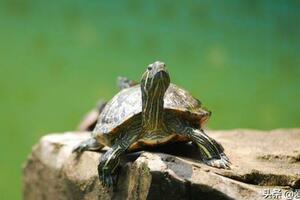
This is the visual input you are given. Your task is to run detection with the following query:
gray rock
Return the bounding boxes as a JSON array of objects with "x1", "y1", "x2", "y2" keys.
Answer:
[{"x1": 23, "y1": 129, "x2": 300, "y2": 200}]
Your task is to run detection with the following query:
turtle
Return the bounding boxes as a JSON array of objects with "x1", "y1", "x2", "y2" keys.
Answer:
[{"x1": 73, "y1": 61, "x2": 230, "y2": 187}]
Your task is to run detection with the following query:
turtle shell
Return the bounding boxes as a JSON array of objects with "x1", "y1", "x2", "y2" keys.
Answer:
[{"x1": 94, "y1": 83, "x2": 210, "y2": 136}]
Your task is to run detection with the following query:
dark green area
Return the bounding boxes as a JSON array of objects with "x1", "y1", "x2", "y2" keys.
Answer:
[{"x1": 0, "y1": 0, "x2": 299, "y2": 199}]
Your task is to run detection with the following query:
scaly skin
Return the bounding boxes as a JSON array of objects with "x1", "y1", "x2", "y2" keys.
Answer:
[{"x1": 73, "y1": 61, "x2": 230, "y2": 188}]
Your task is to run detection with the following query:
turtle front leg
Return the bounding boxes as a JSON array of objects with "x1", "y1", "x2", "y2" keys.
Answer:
[
  {"x1": 167, "y1": 120, "x2": 230, "y2": 169},
  {"x1": 72, "y1": 137, "x2": 104, "y2": 153},
  {"x1": 98, "y1": 133, "x2": 137, "y2": 187},
  {"x1": 186, "y1": 129, "x2": 230, "y2": 169}
]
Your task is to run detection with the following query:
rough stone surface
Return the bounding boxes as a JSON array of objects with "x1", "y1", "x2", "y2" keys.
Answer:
[{"x1": 23, "y1": 129, "x2": 300, "y2": 200}]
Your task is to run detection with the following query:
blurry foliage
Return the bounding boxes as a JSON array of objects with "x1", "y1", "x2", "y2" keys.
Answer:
[{"x1": 0, "y1": 0, "x2": 299, "y2": 199}]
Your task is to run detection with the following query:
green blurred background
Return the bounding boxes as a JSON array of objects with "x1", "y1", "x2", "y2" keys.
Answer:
[{"x1": 0, "y1": 0, "x2": 300, "y2": 199}]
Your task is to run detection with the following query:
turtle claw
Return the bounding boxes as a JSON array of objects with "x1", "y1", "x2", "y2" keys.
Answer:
[
  {"x1": 101, "y1": 175, "x2": 113, "y2": 188},
  {"x1": 220, "y1": 153, "x2": 231, "y2": 164},
  {"x1": 204, "y1": 154, "x2": 231, "y2": 169}
]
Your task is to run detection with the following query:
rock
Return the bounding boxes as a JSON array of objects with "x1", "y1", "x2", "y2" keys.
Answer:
[{"x1": 23, "y1": 129, "x2": 300, "y2": 200}]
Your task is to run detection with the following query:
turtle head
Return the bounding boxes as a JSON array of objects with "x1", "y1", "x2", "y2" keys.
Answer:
[
  {"x1": 141, "y1": 61, "x2": 170, "y2": 128},
  {"x1": 141, "y1": 61, "x2": 170, "y2": 96}
]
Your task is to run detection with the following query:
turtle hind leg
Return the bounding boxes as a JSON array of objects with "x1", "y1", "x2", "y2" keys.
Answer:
[{"x1": 72, "y1": 137, "x2": 104, "y2": 154}]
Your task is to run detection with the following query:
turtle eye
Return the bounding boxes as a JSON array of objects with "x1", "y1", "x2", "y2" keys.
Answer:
[{"x1": 147, "y1": 66, "x2": 152, "y2": 71}]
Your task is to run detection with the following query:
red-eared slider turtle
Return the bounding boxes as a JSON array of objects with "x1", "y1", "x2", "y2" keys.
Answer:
[{"x1": 73, "y1": 61, "x2": 230, "y2": 187}]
